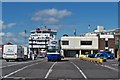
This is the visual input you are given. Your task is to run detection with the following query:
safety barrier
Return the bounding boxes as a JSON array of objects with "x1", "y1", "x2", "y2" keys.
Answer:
[{"x1": 80, "y1": 56, "x2": 103, "y2": 64}]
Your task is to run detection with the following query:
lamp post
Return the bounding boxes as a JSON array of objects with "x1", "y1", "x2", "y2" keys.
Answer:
[
  {"x1": 118, "y1": 40, "x2": 120, "y2": 49},
  {"x1": 24, "y1": 30, "x2": 27, "y2": 46}
]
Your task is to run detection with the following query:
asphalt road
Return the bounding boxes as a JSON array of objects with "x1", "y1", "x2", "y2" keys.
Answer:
[{"x1": 0, "y1": 58, "x2": 119, "y2": 80}]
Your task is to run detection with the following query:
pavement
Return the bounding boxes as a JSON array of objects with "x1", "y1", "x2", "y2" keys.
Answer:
[{"x1": 0, "y1": 58, "x2": 119, "y2": 80}]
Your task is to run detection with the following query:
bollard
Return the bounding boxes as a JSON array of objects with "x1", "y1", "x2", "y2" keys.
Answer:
[
  {"x1": 79, "y1": 57, "x2": 103, "y2": 65},
  {"x1": 99, "y1": 59, "x2": 103, "y2": 64}
]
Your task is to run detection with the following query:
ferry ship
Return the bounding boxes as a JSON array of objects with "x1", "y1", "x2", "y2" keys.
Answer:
[{"x1": 29, "y1": 27, "x2": 57, "y2": 57}]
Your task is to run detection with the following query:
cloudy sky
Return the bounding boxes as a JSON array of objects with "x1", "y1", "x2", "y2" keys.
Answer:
[{"x1": 1, "y1": 2, "x2": 118, "y2": 45}]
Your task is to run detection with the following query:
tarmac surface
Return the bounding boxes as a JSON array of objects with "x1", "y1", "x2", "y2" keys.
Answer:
[{"x1": 0, "y1": 58, "x2": 119, "y2": 80}]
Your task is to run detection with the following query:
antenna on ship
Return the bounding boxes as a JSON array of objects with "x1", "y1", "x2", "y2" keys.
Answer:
[{"x1": 45, "y1": 26, "x2": 47, "y2": 29}]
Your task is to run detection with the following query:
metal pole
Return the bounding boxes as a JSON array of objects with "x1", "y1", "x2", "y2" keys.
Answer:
[
  {"x1": 118, "y1": 40, "x2": 120, "y2": 49},
  {"x1": 24, "y1": 30, "x2": 27, "y2": 46}
]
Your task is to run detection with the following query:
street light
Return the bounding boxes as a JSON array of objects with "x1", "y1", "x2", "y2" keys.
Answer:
[{"x1": 24, "y1": 30, "x2": 27, "y2": 46}]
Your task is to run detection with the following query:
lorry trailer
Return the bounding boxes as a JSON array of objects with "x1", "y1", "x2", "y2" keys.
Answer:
[{"x1": 3, "y1": 45, "x2": 30, "y2": 62}]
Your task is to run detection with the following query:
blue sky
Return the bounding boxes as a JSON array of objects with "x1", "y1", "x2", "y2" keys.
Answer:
[{"x1": 1, "y1": 2, "x2": 118, "y2": 45}]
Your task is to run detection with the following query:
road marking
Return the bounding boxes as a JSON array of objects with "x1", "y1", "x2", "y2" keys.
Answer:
[
  {"x1": 71, "y1": 62, "x2": 87, "y2": 79},
  {"x1": 0, "y1": 63, "x2": 24, "y2": 69},
  {"x1": 112, "y1": 64, "x2": 118, "y2": 66},
  {"x1": 0, "y1": 59, "x2": 44, "y2": 69},
  {"x1": 3, "y1": 60, "x2": 45, "y2": 78},
  {"x1": 45, "y1": 62, "x2": 57, "y2": 79},
  {"x1": 101, "y1": 65, "x2": 118, "y2": 72}
]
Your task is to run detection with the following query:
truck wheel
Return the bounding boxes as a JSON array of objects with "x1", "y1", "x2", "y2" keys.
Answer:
[
  {"x1": 112, "y1": 57, "x2": 114, "y2": 59},
  {"x1": 58, "y1": 59, "x2": 61, "y2": 61},
  {"x1": 23, "y1": 56, "x2": 28, "y2": 61},
  {"x1": 6, "y1": 59, "x2": 9, "y2": 62},
  {"x1": 18, "y1": 59, "x2": 23, "y2": 62},
  {"x1": 48, "y1": 59, "x2": 50, "y2": 62}
]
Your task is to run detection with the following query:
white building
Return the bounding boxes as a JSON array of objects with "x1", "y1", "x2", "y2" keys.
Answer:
[
  {"x1": 89, "y1": 26, "x2": 115, "y2": 53},
  {"x1": 61, "y1": 34, "x2": 99, "y2": 57},
  {"x1": 61, "y1": 26, "x2": 116, "y2": 58},
  {"x1": 29, "y1": 28, "x2": 57, "y2": 53}
]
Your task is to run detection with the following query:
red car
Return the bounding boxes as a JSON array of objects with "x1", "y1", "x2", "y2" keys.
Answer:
[{"x1": 39, "y1": 49, "x2": 47, "y2": 58}]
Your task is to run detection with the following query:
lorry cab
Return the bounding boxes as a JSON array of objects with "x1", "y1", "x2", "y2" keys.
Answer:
[
  {"x1": 3, "y1": 45, "x2": 29, "y2": 62},
  {"x1": 47, "y1": 45, "x2": 63, "y2": 61},
  {"x1": 3, "y1": 45, "x2": 18, "y2": 62}
]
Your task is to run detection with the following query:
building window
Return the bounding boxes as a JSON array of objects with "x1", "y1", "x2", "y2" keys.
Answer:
[
  {"x1": 62, "y1": 41, "x2": 69, "y2": 45},
  {"x1": 105, "y1": 41, "x2": 108, "y2": 47},
  {"x1": 81, "y1": 41, "x2": 92, "y2": 45}
]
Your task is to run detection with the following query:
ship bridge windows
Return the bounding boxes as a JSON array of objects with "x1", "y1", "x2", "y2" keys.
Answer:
[{"x1": 31, "y1": 32, "x2": 35, "y2": 34}]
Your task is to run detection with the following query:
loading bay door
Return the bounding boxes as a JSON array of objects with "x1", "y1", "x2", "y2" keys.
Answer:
[{"x1": 64, "y1": 50, "x2": 79, "y2": 57}]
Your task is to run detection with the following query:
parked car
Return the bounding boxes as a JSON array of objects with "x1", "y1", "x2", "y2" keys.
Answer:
[
  {"x1": 100, "y1": 51, "x2": 115, "y2": 59},
  {"x1": 95, "y1": 53, "x2": 107, "y2": 62},
  {"x1": 118, "y1": 58, "x2": 120, "y2": 66},
  {"x1": 87, "y1": 54, "x2": 96, "y2": 58},
  {"x1": 38, "y1": 49, "x2": 47, "y2": 58}
]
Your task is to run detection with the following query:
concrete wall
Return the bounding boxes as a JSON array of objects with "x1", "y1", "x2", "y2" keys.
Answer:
[{"x1": 61, "y1": 36, "x2": 99, "y2": 50}]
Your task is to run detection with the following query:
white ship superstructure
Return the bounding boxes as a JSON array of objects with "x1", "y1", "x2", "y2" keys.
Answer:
[{"x1": 29, "y1": 28, "x2": 57, "y2": 53}]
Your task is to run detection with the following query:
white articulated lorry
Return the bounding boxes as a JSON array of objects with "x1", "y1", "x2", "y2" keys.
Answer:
[
  {"x1": 47, "y1": 40, "x2": 64, "y2": 61},
  {"x1": 3, "y1": 45, "x2": 29, "y2": 62}
]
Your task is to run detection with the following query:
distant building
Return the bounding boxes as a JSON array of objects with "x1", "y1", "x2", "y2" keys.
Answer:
[
  {"x1": 29, "y1": 27, "x2": 57, "y2": 53},
  {"x1": 94, "y1": 26, "x2": 106, "y2": 32},
  {"x1": 0, "y1": 45, "x2": 2, "y2": 58},
  {"x1": 61, "y1": 26, "x2": 117, "y2": 58},
  {"x1": 61, "y1": 34, "x2": 99, "y2": 57},
  {"x1": 86, "y1": 26, "x2": 118, "y2": 53},
  {"x1": 115, "y1": 33, "x2": 120, "y2": 59}
]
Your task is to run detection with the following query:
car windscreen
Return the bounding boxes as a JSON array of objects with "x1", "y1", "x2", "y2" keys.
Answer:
[{"x1": 96, "y1": 54, "x2": 104, "y2": 57}]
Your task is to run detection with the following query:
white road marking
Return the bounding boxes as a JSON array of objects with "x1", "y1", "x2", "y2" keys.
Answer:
[
  {"x1": 3, "y1": 60, "x2": 45, "y2": 78},
  {"x1": 101, "y1": 65, "x2": 118, "y2": 72},
  {"x1": 71, "y1": 62, "x2": 87, "y2": 79},
  {"x1": 45, "y1": 62, "x2": 57, "y2": 79},
  {"x1": 0, "y1": 62, "x2": 27, "y2": 69},
  {"x1": 0, "y1": 59, "x2": 44, "y2": 69}
]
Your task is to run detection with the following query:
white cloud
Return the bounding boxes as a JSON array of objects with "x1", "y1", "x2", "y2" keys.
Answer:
[
  {"x1": 5, "y1": 32, "x2": 14, "y2": 37},
  {"x1": 45, "y1": 17, "x2": 59, "y2": 24},
  {"x1": 19, "y1": 31, "x2": 29, "y2": 37},
  {"x1": 2, "y1": 32, "x2": 15, "y2": 44},
  {"x1": 0, "y1": 20, "x2": 16, "y2": 31},
  {"x1": 32, "y1": 8, "x2": 72, "y2": 24},
  {"x1": 2, "y1": 32, "x2": 29, "y2": 45},
  {"x1": 19, "y1": 32, "x2": 25, "y2": 36},
  {"x1": 0, "y1": 32, "x2": 5, "y2": 37},
  {"x1": 11, "y1": 37, "x2": 17, "y2": 42},
  {"x1": 0, "y1": 20, "x2": 3, "y2": 31},
  {"x1": 2, "y1": 23, "x2": 16, "y2": 30}
]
